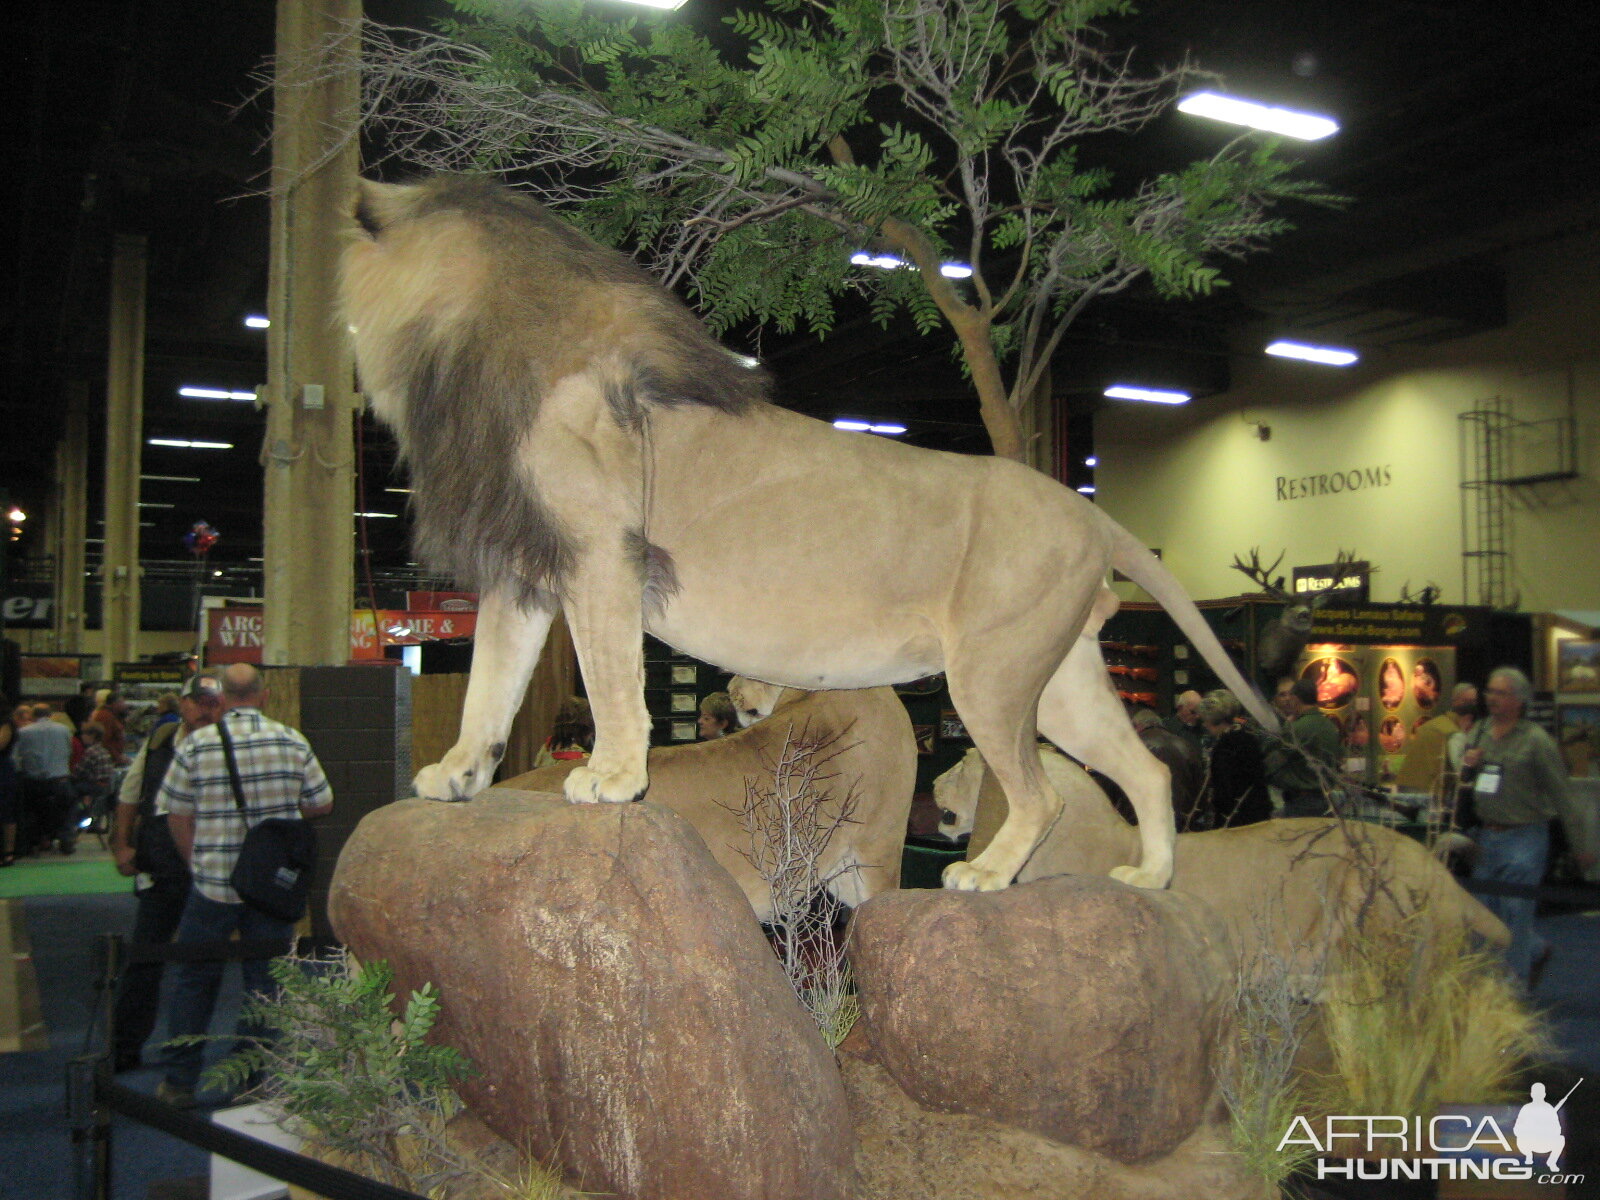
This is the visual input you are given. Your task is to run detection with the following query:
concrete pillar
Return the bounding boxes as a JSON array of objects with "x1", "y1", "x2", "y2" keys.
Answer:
[
  {"x1": 52, "y1": 381, "x2": 89, "y2": 651},
  {"x1": 261, "y1": 0, "x2": 362, "y2": 667},
  {"x1": 102, "y1": 234, "x2": 146, "y2": 669}
]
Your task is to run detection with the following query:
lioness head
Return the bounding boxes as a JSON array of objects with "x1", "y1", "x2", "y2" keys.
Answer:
[
  {"x1": 727, "y1": 676, "x2": 786, "y2": 728},
  {"x1": 931, "y1": 746, "x2": 986, "y2": 841}
]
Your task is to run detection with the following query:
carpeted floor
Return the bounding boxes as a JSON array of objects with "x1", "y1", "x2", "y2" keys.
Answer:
[{"x1": 0, "y1": 844, "x2": 135, "y2": 899}]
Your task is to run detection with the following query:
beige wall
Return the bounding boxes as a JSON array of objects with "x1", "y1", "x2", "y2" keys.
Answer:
[{"x1": 1098, "y1": 227, "x2": 1600, "y2": 613}]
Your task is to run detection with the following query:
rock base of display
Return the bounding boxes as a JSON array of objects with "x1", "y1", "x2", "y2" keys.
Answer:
[{"x1": 329, "y1": 787, "x2": 1260, "y2": 1200}]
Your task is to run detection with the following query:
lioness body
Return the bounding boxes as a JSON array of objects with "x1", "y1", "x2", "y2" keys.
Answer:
[
  {"x1": 341, "y1": 175, "x2": 1277, "y2": 893},
  {"x1": 505, "y1": 685, "x2": 916, "y2": 923},
  {"x1": 935, "y1": 747, "x2": 1510, "y2": 970}
]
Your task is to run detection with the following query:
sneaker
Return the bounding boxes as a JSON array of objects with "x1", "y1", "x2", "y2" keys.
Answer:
[{"x1": 155, "y1": 1081, "x2": 195, "y2": 1110}]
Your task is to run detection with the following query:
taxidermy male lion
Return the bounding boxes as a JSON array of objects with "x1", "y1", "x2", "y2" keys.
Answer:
[{"x1": 340, "y1": 174, "x2": 1276, "y2": 892}]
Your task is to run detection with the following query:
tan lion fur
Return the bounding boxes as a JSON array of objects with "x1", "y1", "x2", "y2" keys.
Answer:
[
  {"x1": 339, "y1": 173, "x2": 1279, "y2": 893},
  {"x1": 503, "y1": 684, "x2": 916, "y2": 923},
  {"x1": 933, "y1": 746, "x2": 1510, "y2": 972}
]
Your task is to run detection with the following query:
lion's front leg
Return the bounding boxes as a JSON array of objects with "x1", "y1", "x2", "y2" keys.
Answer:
[
  {"x1": 415, "y1": 589, "x2": 556, "y2": 802},
  {"x1": 561, "y1": 542, "x2": 653, "y2": 805}
]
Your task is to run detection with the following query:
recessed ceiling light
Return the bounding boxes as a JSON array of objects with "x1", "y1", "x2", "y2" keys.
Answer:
[
  {"x1": 1177, "y1": 91, "x2": 1338, "y2": 140},
  {"x1": 180, "y1": 386, "x2": 257, "y2": 401},
  {"x1": 244, "y1": 315, "x2": 270, "y2": 329},
  {"x1": 1104, "y1": 385, "x2": 1190, "y2": 405},
  {"x1": 147, "y1": 438, "x2": 234, "y2": 449},
  {"x1": 1265, "y1": 340, "x2": 1359, "y2": 366}
]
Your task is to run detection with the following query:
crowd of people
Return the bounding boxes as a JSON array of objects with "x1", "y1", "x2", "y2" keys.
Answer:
[
  {"x1": 0, "y1": 685, "x2": 141, "y2": 865},
  {"x1": 2, "y1": 667, "x2": 334, "y2": 1109},
  {"x1": 1140, "y1": 664, "x2": 1584, "y2": 987}
]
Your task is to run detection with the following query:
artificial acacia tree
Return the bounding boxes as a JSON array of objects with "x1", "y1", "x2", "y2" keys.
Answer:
[{"x1": 345, "y1": 0, "x2": 1323, "y2": 461}]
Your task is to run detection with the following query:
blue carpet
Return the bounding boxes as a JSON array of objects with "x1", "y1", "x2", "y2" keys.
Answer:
[{"x1": 0, "y1": 893, "x2": 244, "y2": 1200}]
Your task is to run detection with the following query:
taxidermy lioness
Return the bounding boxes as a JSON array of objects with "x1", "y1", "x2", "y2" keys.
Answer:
[{"x1": 340, "y1": 174, "x2": 1276, "y2": 892}]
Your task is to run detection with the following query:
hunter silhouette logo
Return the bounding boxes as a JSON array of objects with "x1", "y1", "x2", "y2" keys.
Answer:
[
  {"x1": 1515, "y1": 1080, "x2": 1581, "y2": 1172},
  {"x1": 1280, "y1": 1077, "x2": 1584, "y2": 1185}
]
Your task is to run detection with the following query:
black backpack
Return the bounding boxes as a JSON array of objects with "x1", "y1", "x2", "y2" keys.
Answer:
[{"x1": 132, "y1": 723, "x2": 191, "y2": 882}]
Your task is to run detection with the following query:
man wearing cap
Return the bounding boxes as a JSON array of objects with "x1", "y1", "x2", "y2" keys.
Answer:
[
  {"x1": 108, "y1": 671, "x2": 223, "y2": 1073},
  {"x1": 157, "y1": 663, "x2": 332, "y2": 1108}
]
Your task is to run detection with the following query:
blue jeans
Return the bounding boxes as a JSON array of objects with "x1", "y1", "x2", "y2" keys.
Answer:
[
  {"x1": 163, "y1": 889, "x2": 294, "y2": 1092},
  {"x1": 1472, "y1": 821, "x2": 1550, "y2": 984}
]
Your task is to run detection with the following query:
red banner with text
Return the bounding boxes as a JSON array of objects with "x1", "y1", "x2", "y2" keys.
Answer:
[{"x1": 204, "y1": 607, "x2": 478, "y2": 665}]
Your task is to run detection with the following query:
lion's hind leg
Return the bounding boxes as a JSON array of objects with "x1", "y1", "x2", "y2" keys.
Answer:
[
  {"x1": 1036, "y1": 639, "x2": 1175, "y2": 889},
  {"x1": 940, "y1": 660, "x2": 1065, "y2": 893}
]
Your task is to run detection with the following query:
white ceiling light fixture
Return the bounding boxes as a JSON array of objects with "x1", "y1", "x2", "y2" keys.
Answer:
[
  {"x1": 141, "y1": 474, "x2": 201, "y2": 483},
  {"x1": 137, "y1": 502, "x2": 175, "y2": 509},
  {"x1": 180, "y1": 386, "x2": 257, "y2": 401},
  {"x1": 1177, "y1": 91, "x2": 1339, "y2": 141},
  {"x1": 833, "y1": 419, "x2": 908, "y2": 436},
  {"x1": 1265, "y1": 339, "x2": 1360, "y2": 367},
  {"x1": 850, "y1": 251, "x2": 974, "y2": 280},
  {"x1": 384, "y1": 487, "x2": 413, "y2": 495},
  {"x1": 244, "y1": 315, "x2": 270, "y2": 329},
  {"x1": 148, "y1": 438, "x2": 234, "y2": 449},
  {"x1": 1085, "y1": 456, "x2": 1098, "y2": 467},
  {"x1": 355, "y1": 511, "x2": 398, "y2": 519},
  {"x1": 1104, "y1": 385, "x2": 1191, "y2": 405}
]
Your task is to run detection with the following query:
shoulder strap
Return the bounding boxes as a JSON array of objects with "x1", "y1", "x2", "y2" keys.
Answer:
[{"x1": 216, "y1": 715, "x2": 249, "y2": 813}]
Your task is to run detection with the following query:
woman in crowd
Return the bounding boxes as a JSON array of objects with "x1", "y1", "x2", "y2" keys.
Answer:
[{"x1": 1199, "y1": 689, "x2": 1272, "y2": 827}]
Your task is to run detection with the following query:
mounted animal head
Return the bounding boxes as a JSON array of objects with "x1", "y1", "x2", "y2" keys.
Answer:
[{"x1": 1232, "y1": 548, "x2": 1371, "y2": 679}]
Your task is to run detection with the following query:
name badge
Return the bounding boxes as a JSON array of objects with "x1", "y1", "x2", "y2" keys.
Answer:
[{"x1": 1474, "y1": 765, "x2": 1502, "y2": 796}]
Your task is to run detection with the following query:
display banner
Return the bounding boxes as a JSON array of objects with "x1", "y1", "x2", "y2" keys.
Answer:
[
  {"x1": 113, "y1": 663, "x2": 188, "y2": 686},
  {"x1": 1310, "y1": 604, "x2": 1490, "y2": 647},
  {"x1": 404, "y1": 591, "x2": 478, "y2": 612},
  {"x1": 206, "y1": 606, "x2": 478, "y2": 665},
  {"x1": 2, "y1": 582, "x2": 55, "y2": 628}
]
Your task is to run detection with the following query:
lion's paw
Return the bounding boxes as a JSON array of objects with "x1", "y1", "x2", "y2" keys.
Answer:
[
  {"x1": 1109, "y1": 863, "x2": 1172, "y2": 890},
  {"x1": 941, "y1": 860, "x2": 1013, "y2": 892},
  {"x1": 414, "y1": 759, "x2": 487, "y2": 803},
  {"x1": 563, "y1": 762, "x2": 648, "y2": 806}
]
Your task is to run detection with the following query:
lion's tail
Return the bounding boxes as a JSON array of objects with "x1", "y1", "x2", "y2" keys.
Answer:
[{"x1": 1103, "y1": 516, "x2": 1281, "y2": 734}]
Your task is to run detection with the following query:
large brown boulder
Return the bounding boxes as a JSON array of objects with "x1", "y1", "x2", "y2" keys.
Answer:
[
  {"x1": 849, "y1": 875, "x2": 1234, "y2": 1163},
  {"x1": 330, "y1": 789, "x2": 853, "y2": 1200},
  {"x1": 839, "y1": 1044, "x2": 1269, "y2": 1200}
]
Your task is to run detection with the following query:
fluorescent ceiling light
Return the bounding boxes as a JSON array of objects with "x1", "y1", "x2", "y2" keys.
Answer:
[
  {"x1": 1077, "y1": 485, "x2": 1097, "y2": 495},
  {"x1": 180, "y1": 386, "x2": 257, "y2": 401},
  {"x1": 244, "y1": 315, "x2": 270, "y2": 329},
  {"x1": 1104, "y1": 385, "x2": 1190, "y2": 405},
  {"x1": 148, "y1": 438, "x2": 234, "y2": 449},
  {"x1": 137, "y1": 502, "x2": 175, "y2": 509},
  {"x1": 141, "y1": 474, "x2": 201, "y2": 483},
  {"x1": 1265, "y1": 339, "x2": 1360, "y2": 367},
  {"x1": 833, "y1": 419, "x2": 908, "y2": 436},
  {"x1": 1177, "y1": 91, "x2": 1338, "y2": 140},
  {"x1": 1085, "y1": 456, "x2": 1098, "y2": 467},
  {"x1": 732, "y1": 353, "x2": 761, "y2": 369},
  {"x1": 384, "y1": 487, "x2": 413, "y2": 494},
  {"x1": 355, "y1": 511, "x2": 398, "y2": 519},
  {"x1": 851, "y1": 252, "x2": 974, "y2": 279}
]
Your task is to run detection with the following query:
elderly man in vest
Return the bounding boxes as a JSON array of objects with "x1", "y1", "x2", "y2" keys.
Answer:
[
  {"x1": 107, "y1": 671, "x2": 222, "y2": 1073},
  {"x1": 1461, "y1": 666, "x2": 1587, "y2": 986},
  {"x1": 155, "y1": 664, "x2": 332, "y2": 1108}
]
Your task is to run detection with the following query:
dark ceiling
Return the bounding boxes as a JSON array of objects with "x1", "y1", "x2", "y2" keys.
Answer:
[{"x1": 3, "y1": 0, "x2": 1598, "y2": 586}]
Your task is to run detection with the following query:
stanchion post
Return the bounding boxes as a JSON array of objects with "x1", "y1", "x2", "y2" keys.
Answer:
[{"x1": 68, "y1": 933, "x2": 122, "y2": 1200}]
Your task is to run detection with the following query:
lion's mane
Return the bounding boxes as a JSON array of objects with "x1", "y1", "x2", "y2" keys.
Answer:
[{"x1": 345, "y1": 175, "x2": 770, "y2": 604}]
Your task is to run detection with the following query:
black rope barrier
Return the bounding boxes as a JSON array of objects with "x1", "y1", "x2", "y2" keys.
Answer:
[{"x1": 98, "y1": 1079, "x2": 429, "y2": 1200}]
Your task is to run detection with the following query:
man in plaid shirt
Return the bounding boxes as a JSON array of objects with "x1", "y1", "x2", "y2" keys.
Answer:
[{"x1": 156, "y1": 663, "x2": 332, "y2": 1108}]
